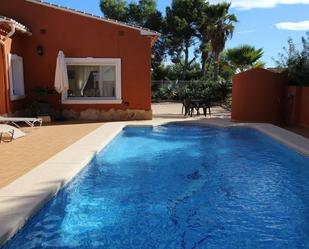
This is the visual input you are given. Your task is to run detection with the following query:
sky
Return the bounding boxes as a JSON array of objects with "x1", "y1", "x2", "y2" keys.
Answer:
[{"x1": 46, "y1": 0, "x2": 309, "y2": 67}]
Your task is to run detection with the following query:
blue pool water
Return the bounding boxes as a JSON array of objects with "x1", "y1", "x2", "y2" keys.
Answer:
[{"x1": 2, "y1": 124, "x2": 309, "y2": 249}]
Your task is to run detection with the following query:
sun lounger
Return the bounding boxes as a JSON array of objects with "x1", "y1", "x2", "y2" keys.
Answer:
[
  {"x1": 0, "y1": 116, "x2": 42, "y2": 128},
  {"x1": 0, "y1": 124, "x2": 26, "y2": 143}
]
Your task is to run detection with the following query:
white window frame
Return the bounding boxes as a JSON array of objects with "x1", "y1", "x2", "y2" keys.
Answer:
[
  {"x1": 8, "y1": 53, "x2": 26, "y2": 101},
  {"x1": 62, "y1": 57, "x2": 122, "y2": 104}
]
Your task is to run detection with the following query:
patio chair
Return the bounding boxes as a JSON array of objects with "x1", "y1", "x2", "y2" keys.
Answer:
[
  {"x1": 0, "y1": 124, "x2": 25, "y2": 143},
  {"x1": 201, "y1": 98, "x2": 211, "y2": 117},
  {"x1": 182, "y1": 98, "x2": 194, "y2": 117},
  {"x1": 0, "y1": 116, "x2": 42, "y2": 128}
]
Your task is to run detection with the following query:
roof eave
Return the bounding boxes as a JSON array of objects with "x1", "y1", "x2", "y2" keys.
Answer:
[
  {"x1": 15, "y1": 27, "x2": 32, "y2": 36},
  {"x1": 25, "y1": 0, "x2": 160, "y2": 37},
  {"x1": 0, "y1": 17, "x2": 32, "y2": 36},
  {"x1": 140, "y1": 30, "x2": 161, "y2": 37}
]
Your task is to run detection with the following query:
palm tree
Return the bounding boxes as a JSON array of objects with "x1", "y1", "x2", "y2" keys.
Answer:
[
  {"x1": 207, "y1": 3, "x2": 237, "y2": 80},
  {"x1": 195, "y1": 1, "x2": 211, "y2": 79},
  {"x1": 226, "y1": 45, "x2": 264, "y2": 72}
]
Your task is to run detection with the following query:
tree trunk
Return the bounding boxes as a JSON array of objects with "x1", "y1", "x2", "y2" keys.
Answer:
[
  {"x1": 201, "y1": 51, "x2": 208, "y2": 79},
  {"x1": 181, "y1": 43, "x2": 190, "y2": 80},
  {"x1": 213, "y1": 53, "x2": 220, "y2": 81}
]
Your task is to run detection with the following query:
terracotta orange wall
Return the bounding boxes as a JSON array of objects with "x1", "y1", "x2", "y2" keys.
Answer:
[
  {"x1": 287, "y1": 86, "x2": 309, "y2": 127},
  {"x1": 0, "y1": 0, "x2": 153, "y2": 113},
  {"x1": 300, "y1": 87, "x2": 309, "y2": 127},
  {"x1": 0, "y1": 45, "x2": 7, "y2": 114},
  {"x1": 1, "y1": 35, "x2": 28, "y2": 114},
  {"x1": 232, "y1": 68, "x2": 287, "y2": 123}
]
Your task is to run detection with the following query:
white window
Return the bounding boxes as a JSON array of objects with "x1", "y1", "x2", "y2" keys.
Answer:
[
  {"x1": 62, "y1": 58, "x2": 122, "y2": 104},
  {"x1": 8, "y1": 54, "x2": 25, "y2": 101}
]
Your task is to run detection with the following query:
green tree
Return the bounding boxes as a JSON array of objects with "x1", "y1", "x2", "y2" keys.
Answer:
[
  {"x1": 274, "y1": 32, "x2": 309, "y2": 86},
  {"x1": 100, "y1": 0, "x2": 157, "y2": 25},
  {"x1": 195, "y1": 1, "x2": 211, "y2": 79},
  {"x1": 100, "y1": 0, "x2": 165, "y2": 74},
  {"x1": 100, "y1": 0, "x2": 240, "y2": 83},
  {"x1": 152, "y1": 61, "x2": 202, "y2": 80},
  {"x1": 165, "y1": 0, "x2": 204, "y2": 80},
  {"x1": 207, "y1": 3, "x2": 237, "y2": 80},
  {"x1": 226, "y1": 45, "x2": 264, "y2": 72},
  {"x1": 218, "y1": 52, "x2": 235, "y2": 80},
  {"x1": 99, "y1": 0, "x2": 127, "y2": 22},
  {"x1": 126, "y1": 0, "x2": 157, "y2": 25}
]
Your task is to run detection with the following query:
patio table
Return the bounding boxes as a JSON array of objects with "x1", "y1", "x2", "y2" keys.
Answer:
[
  {"x1": 191, "y1": 99, "x2": 203, "y2": 115},
  {"x1": 181, "y1": 99, "x2": 211, "y2": 117},
  {"x1": 195, "y1": 99, "x2": 211, "y2": 115},
  {"x1": 182, "y1": 99, "x2": 211, "y2": 117}
]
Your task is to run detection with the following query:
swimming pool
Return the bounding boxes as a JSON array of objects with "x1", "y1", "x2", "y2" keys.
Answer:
[{"x1": 2, "y1": 124, "x2": 309, "y2": 248}]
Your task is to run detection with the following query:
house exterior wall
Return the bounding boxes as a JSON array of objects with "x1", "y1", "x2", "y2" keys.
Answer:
[
  {"x1": 1, "y1": 35, "x2": 28, "y2": 115},
  {"x1": 0, "y1": 0, "x2": 154, "y2": 120},
  {"x1": 0, "y1": 45, "x2": 7, "y2": 114},
  {"x1": 231, "y1": 68, "x2": 286, "y2": 124}
]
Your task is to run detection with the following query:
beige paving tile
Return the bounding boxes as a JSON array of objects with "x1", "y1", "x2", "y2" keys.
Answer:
[{"x1": 0, "y1": 122, "x2": 102, "y2": 188}]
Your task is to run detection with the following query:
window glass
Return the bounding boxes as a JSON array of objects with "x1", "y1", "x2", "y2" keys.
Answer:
[{"x1": 67, "y1": 65, "x2": 116, "y2": 98}]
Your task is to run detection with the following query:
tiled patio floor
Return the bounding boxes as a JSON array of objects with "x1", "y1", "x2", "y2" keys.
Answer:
[
  {"x1": 0, "y1": 122, "x2": 102, "y2": 188},
  {"x1": 152, "y1": 102, "x2": 231, "y2": 119}
]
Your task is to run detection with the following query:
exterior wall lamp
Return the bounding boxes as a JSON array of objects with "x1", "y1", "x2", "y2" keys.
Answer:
[{"x1": 36, "y1": 45, "x2": 44, "y2": 56}]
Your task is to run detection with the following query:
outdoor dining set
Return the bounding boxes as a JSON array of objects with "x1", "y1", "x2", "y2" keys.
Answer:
[{"x1": 182, "y1": 98, "x2": 211, "y2": 117}]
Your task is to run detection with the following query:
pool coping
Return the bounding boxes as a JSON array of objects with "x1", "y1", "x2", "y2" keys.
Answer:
[{"x1": 0, "y1": 118, "x2": 308, "y2": 245}]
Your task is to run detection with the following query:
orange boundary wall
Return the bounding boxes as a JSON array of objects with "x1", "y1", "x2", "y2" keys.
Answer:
[
  {"x1": 232, "y1": 68, "x2": 287, "y2": 124},
  {"x1": 300, "y1": 87, "x2": 309, "y2": 127},
  {"x1": 232, "y1": 68, "x2": 308, "y2": 127},
  {"x1": 287, "y1": 86, "x2": 309, "y2": 128}
]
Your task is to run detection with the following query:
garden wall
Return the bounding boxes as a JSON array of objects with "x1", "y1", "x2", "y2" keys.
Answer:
[
  {"x1": 287, "y1": 86, "x2": 309, "y2": 128},
  {"x1": 232, "y1": 68, "x2": 287, "y2": 123},
  {"x1": 232, "y1": 68, "x2": 308, "y2": 127},
  {"x1": 300, "y1": 87, "x2": 309, "y2": 127}
]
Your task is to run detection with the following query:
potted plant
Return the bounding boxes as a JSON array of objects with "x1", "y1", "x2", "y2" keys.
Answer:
[{"x1": 30, "y1": 86, "x2": 53, "y2": 116}]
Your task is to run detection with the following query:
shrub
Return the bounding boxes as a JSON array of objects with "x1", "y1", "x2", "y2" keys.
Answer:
[
  {"x1": 154, "y1": 84, "x2": 178, "y2": 100},
  {"x1": 274, "y1": 32, "x2": 309, "y2": 86},
  {"x1": 213, "y1": 77, "x2": 232, "y2": 102},
  {"x1": 152, "y1": 78, "x2": 232, "y2": 103}
]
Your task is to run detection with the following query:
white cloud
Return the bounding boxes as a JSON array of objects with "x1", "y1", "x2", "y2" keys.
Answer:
[
  {"x1": 275, "y1": 20, "x2": 309, "y2": 30},
  {"x1": 237, "y1": 30, "x2": 254, "y2": 34},
  {"x1": 209, "y1": 0, "x2": 309, "y2": 10}
]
